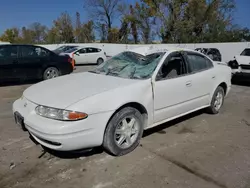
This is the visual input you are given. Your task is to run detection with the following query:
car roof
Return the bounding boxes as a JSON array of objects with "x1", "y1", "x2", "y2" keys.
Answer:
[
  {"x1": 0, "y1": 44, "x2": 44, "y2": 48},
  {"x1": 127, "y1": 46, "x2": 196, "y2": 56}
]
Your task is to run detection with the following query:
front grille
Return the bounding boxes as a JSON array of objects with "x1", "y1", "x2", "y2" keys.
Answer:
[{"x1": 240, "y1": 65, "x2": 250, "y2": 70}]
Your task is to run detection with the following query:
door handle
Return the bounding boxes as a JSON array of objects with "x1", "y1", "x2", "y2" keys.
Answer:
[
  {"x1": 212, "y1": 76, "x2": 216, "y2": 79},
  {"x1": 186, "y1": 81, "x2": 192, "y2": 87}
]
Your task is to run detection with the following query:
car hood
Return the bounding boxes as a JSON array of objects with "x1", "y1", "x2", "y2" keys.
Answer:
[
  {"x1": 23, "y1": 72, "x2": 139, "y2": 109},
  {"x1": 235, "y1": 55, "x2": 250, "y2": 65}
]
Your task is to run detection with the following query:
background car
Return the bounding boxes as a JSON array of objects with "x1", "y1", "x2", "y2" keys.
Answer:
[
  {"x1": 195, "y1": 48, "x2": 222, "y2": 61},
  {"x1": 228, "y1": 48, "x2": 250, "y2": 78},
  {"x1": 60, "y1": 46, "x2": 107, "y2": 65},
  {"x1": 13, "y1": 47, "x2": 231, "y2": 156},
  {"x1": 52, "y1": 45, "x2": 79, "y2": 54},
  {"x1": 0, "y1": 44, "x2": 74, "y2": 83}
]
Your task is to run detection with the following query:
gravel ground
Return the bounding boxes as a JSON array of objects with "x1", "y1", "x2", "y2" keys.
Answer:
[{"x1": 0, "y1": 66, "x2": 250, "y2": 188}]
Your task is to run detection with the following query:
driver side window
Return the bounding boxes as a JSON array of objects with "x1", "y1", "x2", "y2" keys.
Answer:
[{"x1": 156, "y1": 52, "x2": 187, "y2": 81}]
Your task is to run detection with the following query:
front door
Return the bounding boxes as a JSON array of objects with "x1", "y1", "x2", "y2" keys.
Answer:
[
  {"x1": 183, "y1": 51, "x2": 216, "y2": 108},
  {"x1": 153, "y1": 52, "x2": 193, "y2": 123},
  {"x1": 74, "y1": 48, "x2": 88, "y2": 64}
]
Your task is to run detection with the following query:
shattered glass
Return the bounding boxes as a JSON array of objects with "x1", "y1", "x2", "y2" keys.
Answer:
[{"x1": 90, "y1": 51, "x2": 165, "y2": 79}]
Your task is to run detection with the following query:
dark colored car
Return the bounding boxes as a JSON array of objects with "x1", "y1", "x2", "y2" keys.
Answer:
[
  {"x1": 0, "y1": 44, "x2": 74, "y2": 83},
  {"x1": 195, "y1": 48, "x2": 222, "y2": 61},
  {"x1": 53, "y1": 45, "x2": 79, "y2": 54}
]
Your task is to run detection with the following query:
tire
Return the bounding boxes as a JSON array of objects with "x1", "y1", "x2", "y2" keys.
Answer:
[
  {"x1": 43, "y1": 67, "x2": 60, "y2": 80},
  {"x1": 228, "y1": 60, "x2": 238, "y2": 69},
  {"x1": 207, "y1": 86, "x2": 225, "y2": 114},
  {"x1": 103, "y1": 107, "x2": 144, "y2": 156},
  {"x1": 97, "y1": 58, "x2": 104, "y2": 65}
]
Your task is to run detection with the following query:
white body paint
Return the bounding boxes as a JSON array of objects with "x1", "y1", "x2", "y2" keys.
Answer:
[{"x1": 13, "y1": 47, "x2": 232, "y2": 151}]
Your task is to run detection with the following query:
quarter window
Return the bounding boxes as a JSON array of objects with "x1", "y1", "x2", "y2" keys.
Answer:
[
  {"x1": 187, "y1": 53, "x2": 213, "y2": 73},
  {"x1": 86, "y1": 48, "x2": 100, "y2": 53}
]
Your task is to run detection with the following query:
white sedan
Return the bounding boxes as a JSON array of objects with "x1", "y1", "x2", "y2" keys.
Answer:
[
  {"x1": 13, "y1": 47, "x2": 232, "y2": 156},
  {"x1": 60, "y1": 46, "x2": 107, "y2": 65}
]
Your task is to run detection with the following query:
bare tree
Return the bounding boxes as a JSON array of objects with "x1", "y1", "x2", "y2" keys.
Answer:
[
  {"x1": 83, "y1": 0, "x2": 122, "y2": 42},
  {"x1": 75, "y1": 12, "x2": 82, "y2": 42}
]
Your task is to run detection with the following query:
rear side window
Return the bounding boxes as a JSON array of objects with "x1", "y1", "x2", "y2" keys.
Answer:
[
  {"x1": 86, "y1": 48, "x2": 100, "y2": 53},
  {"x1": 240, "y1": 49, "x2": 250, "y2": 56},
  {"x1": 0, "y1": 46, "x2": 18, "y2": 58},
  {"x1": 187, "y1": 53, "x2": 213, "y2": 73},
  {"x1": 21, "y1": 46, "x2": 50, "y2": 57}
]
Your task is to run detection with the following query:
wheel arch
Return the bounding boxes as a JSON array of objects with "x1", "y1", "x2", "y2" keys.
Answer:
[
  {"x1": 104, "y1": 102, "x2": 149, "y2": 133},
  {"x1": 210, "y1": 82, "x2": 228, "y2": 104},
  {"x1": 97, "y1": 57, "x2": 104, "y2": 64},
  {"x1": 218, "y1": 82, "x2": 227, "y2": 94}
]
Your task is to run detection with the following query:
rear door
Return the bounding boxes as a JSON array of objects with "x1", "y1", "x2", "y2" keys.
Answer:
[
  {"x1": 0, "y1": 45, "x2": 18, "y2": 81},
  {"x1": 183, "y1": 51, "x2": 216, "y2": 108},
  {"x1": 86, "y1": 48, "x2": 100, "y2": 64},
  {"x1": 17, "y1": 46, "x2": 51, "y2": 79}
]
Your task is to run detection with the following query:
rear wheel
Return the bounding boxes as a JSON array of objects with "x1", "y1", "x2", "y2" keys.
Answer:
[
  {"x1": 103, "y1": 107, "x2": 144, "y2": 156},
  {"x1": 207, "y1": 86, "x2": 225, "y2": 114},
  {"x1": 43, "y1": 67, "x2": 60, "y2": 80}
]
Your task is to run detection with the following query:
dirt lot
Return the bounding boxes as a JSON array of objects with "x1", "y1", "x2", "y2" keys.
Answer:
[{"x1": 0, "y1": 66, "x2": 250, "y2": 188}]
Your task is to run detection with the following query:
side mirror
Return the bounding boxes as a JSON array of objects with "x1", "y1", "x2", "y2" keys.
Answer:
[{"x1": 75, "y1": 52, "x2": 80, "y2": 56}]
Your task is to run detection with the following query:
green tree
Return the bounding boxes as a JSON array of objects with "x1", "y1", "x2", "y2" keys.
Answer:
[
  {"x1": 0, "y1": 28, "x2": 21, "y2": 43},
  {"x1": 142, "y1": 0, "x2": 237, "y2": 43},
  {"x1": 28, "y1": 22, "x2": 48, "y2": 43},
  {"x1": 82, "y1": 21, "x2": 95, "y2": 42},
  {"x1": 53, "y1": 12, "x2": 75, "y2": 43},
  {"x1": 45, "y1": 27, "x2": 61, "y2": 44},
  {"x1": 74, "y1": 12, "x2": 95, "y2": 43},
  {"x1": 20, "y1": 27, "x2": 34, "y2": 43}
]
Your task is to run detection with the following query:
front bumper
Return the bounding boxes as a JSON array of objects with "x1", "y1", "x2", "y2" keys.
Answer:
[
  {"x1": 231, "y1": 66, "x2": 250, "y2": 75},
  {"x1": 13, "y1": 98, "x2": 114, "y2": 151}
]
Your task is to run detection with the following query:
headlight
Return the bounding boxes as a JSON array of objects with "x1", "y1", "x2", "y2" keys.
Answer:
[{"x1": 35, "y1": 105, "x2": 88, "y2": 121}]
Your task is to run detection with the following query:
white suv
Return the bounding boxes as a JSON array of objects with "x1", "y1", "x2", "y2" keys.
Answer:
[{"x1": 228, "y1": 48, "x2": 250, "y2": 76}]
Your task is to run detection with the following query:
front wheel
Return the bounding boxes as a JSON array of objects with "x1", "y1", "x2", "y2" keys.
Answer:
[
  {"x1": 103, "y1": 107, "x2": 144, "y2": 156},
  {"x1": 97, "y1": 58, "x2": 104, "y2": 65},
  {"x1": 207, "y1": 86, "x2": 225, "y2": 114}
]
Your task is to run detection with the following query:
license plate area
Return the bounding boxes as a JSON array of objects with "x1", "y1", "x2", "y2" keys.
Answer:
[{"x1": 14, "y1": 112, "x2": 27, "y2": 131}]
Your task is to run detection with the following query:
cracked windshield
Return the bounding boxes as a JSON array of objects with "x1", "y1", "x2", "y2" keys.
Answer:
[{"x1": 90, "y1": 51, "x2": 165, "y2": 79}]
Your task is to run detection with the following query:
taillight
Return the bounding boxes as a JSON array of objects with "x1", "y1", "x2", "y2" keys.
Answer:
[{"x1": 70, "y1": 53, "x2": 75, "y2": 69}]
